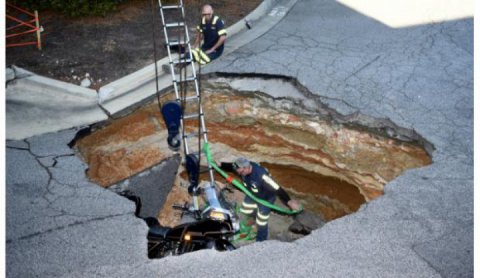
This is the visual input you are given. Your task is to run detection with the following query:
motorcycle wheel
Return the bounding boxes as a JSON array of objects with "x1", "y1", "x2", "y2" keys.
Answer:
[
  {"x1": 148, "y1": 240, "x2": 173, "y2": 258},
  {"x1": 215, "y1": 239, "x2": 236, "y2": 251}
]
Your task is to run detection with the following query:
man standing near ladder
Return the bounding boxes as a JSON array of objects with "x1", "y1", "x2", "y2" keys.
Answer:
[
  {"x1": 191, "y1": 4, "x2": 227, "y2": 64},
  {"x1": 219, "y1": 157, "x2": 301, "y2": 242}
]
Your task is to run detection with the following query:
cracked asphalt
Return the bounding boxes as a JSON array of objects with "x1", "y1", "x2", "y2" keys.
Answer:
[
  {"x1": 6, "y1": 0, "x2": 473, "y2": 277},
  {"x1": 6, "y1": 129, "x2": 148, "y2": 277}
]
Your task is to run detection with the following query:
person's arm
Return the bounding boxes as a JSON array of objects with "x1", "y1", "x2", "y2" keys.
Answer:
[
  {"x1": 192, "y1": 30, "x2": 202, "y2": 49},
  {"x1": 261, "y1": 174, "x2": 290, "y2": 203},
  {"x1": 277, "y1": 187, "x2": 301, "y2": 210},
  {"x1": 205, "y1": 35, "x2": 226, "y2": 54},
  {"x1": 192, "y1": 21, "x2": 203, "y2": 49},
  {"x1": 262, "y1": 174, "x2": 301, "y2": 210},
  {"x1": 276, "y1": 187, "x2": 291, "y2": 205}
]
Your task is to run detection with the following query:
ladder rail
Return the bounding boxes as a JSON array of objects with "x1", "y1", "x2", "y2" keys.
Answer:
[
  {"x1": 158, "y1": 0, "x2": 217, "y2": 210},
  {"x1": 157, "y1": 1, "x2": 182, "y2": 101}
]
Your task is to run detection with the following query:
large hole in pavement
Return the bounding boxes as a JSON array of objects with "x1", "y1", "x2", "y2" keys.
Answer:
[{"x1": 72, "y1": 75, "x2": 432, "y2": 253}]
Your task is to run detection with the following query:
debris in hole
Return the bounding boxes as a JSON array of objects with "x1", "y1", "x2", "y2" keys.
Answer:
[{"x1": 289, "y1": 211, "x2": 326, "y2": 235}]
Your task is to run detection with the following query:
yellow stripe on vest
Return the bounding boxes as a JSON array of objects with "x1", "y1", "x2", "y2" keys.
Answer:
[{"x1": 262, "y1": 174, "x2": 280, "y2": 190}]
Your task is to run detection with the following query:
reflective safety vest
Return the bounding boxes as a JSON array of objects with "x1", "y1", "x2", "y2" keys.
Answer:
[
  {"x1": 196, "y1": 15, "x2": 227, "y2": 53},
  {"x1": 218, "y1": 161, "x2": 292, "y2": 206},
  {"x1": 240, "y1": 163, "x2": 282, "y2": 200}
]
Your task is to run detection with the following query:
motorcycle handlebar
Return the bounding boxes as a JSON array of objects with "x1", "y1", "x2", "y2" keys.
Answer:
[{"x1": 172, "y1": 203, "x2": 188, "y2": 211}]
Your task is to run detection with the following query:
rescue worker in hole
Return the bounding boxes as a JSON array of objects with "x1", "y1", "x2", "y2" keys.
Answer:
[
  {"x1": 191, "y1": 4, "x2": 227, "y2": 65},
  {"x1": 218, "y1": 157, "x2": 301, "y2": 242}
]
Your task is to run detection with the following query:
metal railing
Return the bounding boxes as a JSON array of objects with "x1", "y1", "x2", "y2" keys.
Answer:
[{"x1": 6, "y1": 3, "x2": 43, "y2": 50}]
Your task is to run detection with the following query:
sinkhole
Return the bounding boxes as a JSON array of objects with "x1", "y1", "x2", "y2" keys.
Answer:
[{"x1": 72, "y1": 75, "x2": 432, "y2": 256}]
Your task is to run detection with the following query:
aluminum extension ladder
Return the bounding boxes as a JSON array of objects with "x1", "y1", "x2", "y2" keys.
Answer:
[{"x1": 157, "y1": 0, "x2": 216, "y2": 211}]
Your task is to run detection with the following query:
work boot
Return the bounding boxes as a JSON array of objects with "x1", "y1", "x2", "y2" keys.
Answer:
[
  {"x1": 240, "y1": 220, "x2": 252, "y2": 233},
  {"x1": 235, "y1": 220, "x2": 256, "y2": 240},
  {"x1": 234, "y1": 227, "x2": 256, "y2": 241}
]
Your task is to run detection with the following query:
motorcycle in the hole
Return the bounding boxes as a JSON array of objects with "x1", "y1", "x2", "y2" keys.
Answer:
[
  {"x1": 147, "y1": 155, "x2": 238, "y2": 258},
  {"x1": 149, "y1": 104, "x2": 240, "y2": 258}
]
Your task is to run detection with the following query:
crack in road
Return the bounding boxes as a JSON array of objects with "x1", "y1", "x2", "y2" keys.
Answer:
[
  {"x1": 344, "y1": 55, "x2": 381, "y2": 82},
  {"x1": 6, "y1": 212, "x2": 132, "y2": 243},
  {"x1": 8, "y1": 137, "x2": 135, "y2": 242}
]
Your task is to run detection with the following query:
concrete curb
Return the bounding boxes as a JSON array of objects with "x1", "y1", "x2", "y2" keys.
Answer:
[
  {"x1": 98, "y1": 60, "x2": 167, "y2": 104},
  {"x1": 6, "y1": 66, "x2": 107, "y2": 140},
  {"x1": 98, "y1": 0, "x2": 279, "y2": 107},
  {"x1": 97, "y1": 0, "x2": 293, "y2": 115},
  {"x1": 226, "y1": 0, "x2": 276, "y2": 36},
  {"x1": 5, "y1": 0, "x2": 298, "y2": 139},
  {"x1": 10, "y1": 66, "x2": 98, "y2": 100}
]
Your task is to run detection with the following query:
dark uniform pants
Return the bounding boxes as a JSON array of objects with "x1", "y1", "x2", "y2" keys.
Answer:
[{"x1": 240, "y1": 195, "x2": 275, "y2": 242}]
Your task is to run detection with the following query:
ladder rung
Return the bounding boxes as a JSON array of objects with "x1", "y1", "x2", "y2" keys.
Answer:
[
  {"x1": 173, "y1": 77, "x2": 197, "y2": 84},
  {"x1": 184, "y1": 95, "x2": 199, "y2": 102},
  {"x1": 186, "y1": 129, "x2": 207, "y2": 137},
  {"x1": 173, "y1": 76, "x2": 196, "y2": 83},
  {"x1": 168, "y1": 39, "x2": 188, "y2": 47},
  {"x1": 175, "y1": 96, "x2": 198, "y2": 102},
  {"x1": 173, "y1": 58, "x2": 193, "y2": 65},
  {"x1": 183, "y1": 113, "x2": 201, "y2": 120},
  {"x1": 183, "y1": 132, "x2": 200, "y2": 139},
  {"x1": 165, "y1": 22, "x2": 185, "y2": 28},
  {"x1": 161, "y1": 5, "x2": 182, "y2": 10}
]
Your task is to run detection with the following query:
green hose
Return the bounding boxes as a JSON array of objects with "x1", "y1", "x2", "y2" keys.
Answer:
[{"x1": 203, "y1": 142, "x2": 303, "y2": 215}]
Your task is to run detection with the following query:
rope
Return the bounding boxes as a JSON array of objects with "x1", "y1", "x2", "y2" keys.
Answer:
[
  {"x1": 203, "y1": 142, "x2": 303, "y2": 215},
  {"x1": 197, "y1": 59, "x2": 202, "y2": 180},
  {"x1": 179, "y1": 28, "x2": 188, "y2": 159},
  {"x1": 150, "y1": 0, "x2": 161, "y2": 111}
]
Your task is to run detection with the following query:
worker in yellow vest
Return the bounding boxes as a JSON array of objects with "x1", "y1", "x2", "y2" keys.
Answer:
[
  {"x1": 191, "y1": 4, "x2": 227, "y2": 64},
  {"x1": 219, "y1": 157, "x2": 301, "y2": 241}
]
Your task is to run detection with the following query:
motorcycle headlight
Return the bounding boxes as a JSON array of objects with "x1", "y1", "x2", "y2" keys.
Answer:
[{"x1": 209, "y1": 211, "x2": 226, "y2": 221}]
